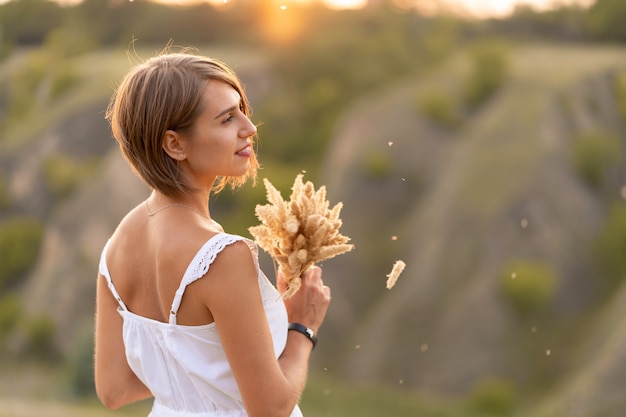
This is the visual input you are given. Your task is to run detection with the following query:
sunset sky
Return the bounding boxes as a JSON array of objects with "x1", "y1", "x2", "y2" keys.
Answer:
[
  {"x1": 0, "y1": 0, "x2": 595, "y2": 17},
  {"x1": 152, "y1": 0, "x2": 594, "y2": 16}
]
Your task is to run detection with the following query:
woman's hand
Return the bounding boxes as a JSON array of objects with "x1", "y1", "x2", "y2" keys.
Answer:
[{"x1": 278, "y1": 266, "x2": 331, "y2": 334}]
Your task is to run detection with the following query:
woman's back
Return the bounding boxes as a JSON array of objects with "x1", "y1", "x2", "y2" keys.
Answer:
[
  {"x1": 100, "y1": 211, "x2": 296, "y2": 416},
  {"x1": 105, "y1": 203, "x2": 221, "y2": 326}
]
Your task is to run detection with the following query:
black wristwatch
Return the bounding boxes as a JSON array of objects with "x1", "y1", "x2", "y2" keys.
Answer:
[{"x1": 287, "y1": 322, "x2": 318, "y2": 349}]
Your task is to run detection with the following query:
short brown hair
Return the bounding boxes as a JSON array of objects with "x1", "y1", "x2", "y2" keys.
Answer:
[{"x1": 106, "y1": 51, "x2": 259, "y2": 196}]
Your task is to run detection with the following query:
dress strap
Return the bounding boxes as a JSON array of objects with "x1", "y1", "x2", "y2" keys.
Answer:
[
  {"x1": 169, "y1": 233, "x2": 256, "y2": 324},
  {"x1": 98, "y1": 240, "x2": 128, "y2": 311}
]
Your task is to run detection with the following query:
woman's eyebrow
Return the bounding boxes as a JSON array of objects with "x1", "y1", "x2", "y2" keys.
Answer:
[{"x1": 213, "y1": 105, "x2": 238, "y2": 120}]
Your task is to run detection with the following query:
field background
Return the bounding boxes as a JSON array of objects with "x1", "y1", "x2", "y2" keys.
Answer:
[{"x1": 2, "y1": 1, "x2": 626, "y2": 416}]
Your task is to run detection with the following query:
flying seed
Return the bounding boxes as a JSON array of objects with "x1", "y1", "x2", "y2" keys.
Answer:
[{"x1": 386, "y1": 260, "x2": 406, "y2": 289}]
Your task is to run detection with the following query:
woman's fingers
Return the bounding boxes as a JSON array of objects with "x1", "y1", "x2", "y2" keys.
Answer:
[
  {"x1": 281, "y1": 265, "x2": 330, "y2": 332},
  {"x1": 276, "y1": 270, "x2": 287, "y2": 293}
]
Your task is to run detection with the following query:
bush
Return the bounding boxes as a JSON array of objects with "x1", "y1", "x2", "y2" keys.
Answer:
[
  {"x1": 0, "y1": 174, "x2": 11, "y2": 209},
  {"x1": 464, "y1": 40, "x2": 510, "y2": 109},
  {"x1": 0, "y1": 40, "x2": 13, "y2": 63},
  {"x1": 417, "y1": 89, "x2": 460, "y2": 127},
  {"x1": 615, "y1": 71, "x2": 626, "y2": 121},
  {"x1": 43, "y1": 154, "x2": 99, "y2": 199},
  {"x1": 467, "y1": 377, "x2": 517, "y2": 416},
  {"x1": 50, "y1": 64, "x2": 80, "y2": 100},
  {"x1": 23, "y1": 314, "x2": 58, "y2": 361},
  {"x1": 0, "y1": 293, "x2": 22, "y2": 341},
  {"x1": 594, "y1": 202, "x2": 626, "y2": 288},
  {"x1": 587, "y1": 0, "x2": 626, "y2": 42},
  {"x1": 361, "y1": 151, "x2": 392, "y2": 179},
  {"x1": 0, "y1": 217, "x2": 45, "y2": 291},
  {"x1": 571, "y1": 130, "x2": 622, "y2": 188},
  {"x1": 500, "y1": 259, "x2": 558, "y2": 317},
  {"x1": 68, "y1": 324, "x2": 96, "y2": 397},
  {"x1": 2, "y1": 45, "x2": 82, "y2": 130},
  {"x1": 5, "y1": 51, "x2": 48, "y2": 125},
  {"x1": 43, "y1": 26, "x2": 95, "y2": 58}
]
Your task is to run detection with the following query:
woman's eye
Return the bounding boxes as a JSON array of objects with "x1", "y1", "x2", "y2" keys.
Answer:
[{"x1": 223, "y1": 114, "x2": 234, "y2": 124}]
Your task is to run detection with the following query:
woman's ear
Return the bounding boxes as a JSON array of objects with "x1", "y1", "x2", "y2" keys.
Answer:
[{"x1": 162, "y1": 130, "x2": 187, "y2": 161}]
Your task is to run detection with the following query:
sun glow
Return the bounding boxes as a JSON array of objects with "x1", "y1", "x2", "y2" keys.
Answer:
[
  {"x1": 322, "y1": 0, "x2": 367, "y2": 10},
  {"x1": 149, "y1": 0, "x2": 366, "y2": 10},
  {"x1": 258, "y1": 0, "x2": 308, "y2": 44},
  {"x1": 27, "y1": 0, "x2": 594, "y2": 16}
]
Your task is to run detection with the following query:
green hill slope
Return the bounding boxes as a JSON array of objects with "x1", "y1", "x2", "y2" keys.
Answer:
[
  {"x1": 319, "y1": 43, "x2": 626, "y2": 414},
  {"x1": 3, "y1": 42, "x2": 626, "y2": 416}
]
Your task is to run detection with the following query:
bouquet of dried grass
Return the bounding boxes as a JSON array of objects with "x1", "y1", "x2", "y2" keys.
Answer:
[{"x1": 249, "y1": 174, "x2": 354, "y2": 298}]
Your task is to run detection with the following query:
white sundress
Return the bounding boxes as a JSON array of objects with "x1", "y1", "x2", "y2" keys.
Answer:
[{"x1": 99, "y1": 233, "x2": 304, "y2": 417}]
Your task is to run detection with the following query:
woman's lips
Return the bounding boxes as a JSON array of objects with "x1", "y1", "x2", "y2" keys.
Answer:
[{"x1": 236, "y1": 144, "x2": 252, "y2": 157}]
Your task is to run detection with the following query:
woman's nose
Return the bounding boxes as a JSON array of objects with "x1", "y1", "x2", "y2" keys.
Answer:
[{"x1": 241, "y1": 116, "x2": 257, "y2": 138}]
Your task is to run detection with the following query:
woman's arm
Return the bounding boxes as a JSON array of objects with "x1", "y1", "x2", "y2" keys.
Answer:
[
  {"x1": 200, "y1": 241, "x2": 330, "y2": 417},
  {"x1": 94, "y1": 273, "x2": 153, "y2": 410}
]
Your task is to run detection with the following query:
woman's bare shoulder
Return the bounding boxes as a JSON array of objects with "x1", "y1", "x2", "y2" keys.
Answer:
[
  {"x1": 106, "y1": 202, "x2": 150, "y2": 254},
  {"x1": 106, "y1": 202, "x2": 224, "y2": 273},
  {"x1": 191, "y1": 238, "x2": 257, "y2": 288}
]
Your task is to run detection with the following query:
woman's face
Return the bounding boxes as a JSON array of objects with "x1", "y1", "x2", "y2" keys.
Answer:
[{"x1": 180, "y1": 79, "x2": 257, "y2": 188}]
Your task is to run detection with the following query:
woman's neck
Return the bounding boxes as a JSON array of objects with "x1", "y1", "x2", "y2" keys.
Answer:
[{"x1": 147, "y1": 190, "x2": 212, "y2": 219}]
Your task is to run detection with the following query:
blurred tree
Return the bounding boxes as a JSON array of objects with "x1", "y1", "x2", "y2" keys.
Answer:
[
  {"x1": 417, "y1": 89, "x2": 461, "y2": 128},
  {"x1": 500, "y1": 259, "x2": 558, "y2": 318},
  {"x1": 0, "y1": 175, "x2": 11, "y2": 210},
  {"x1": 489, "y1": 4, "x2": 588, "y2": 41},
  {"x1": 263, "y1": 8, "x2": 450, "y2": 165},
  {"x1": 43, "y1": 26, "x2": 96, "y2": 58},
  {"x1": 463, "y1": 39, "x2": 510, "y2": 109},
  {"x1": 586, "y1": 0, "x2": 626, "y2": 42},
  {"x1": 67, "y1": 0, "x2": 136, "y2": 45},
  {"x1": 467, "y1": 377, "x2": 517, "y2": 417},
  {"x1": 615, "y1": 71, "x2": 626, "y2": 121},
  {"x1": 43, "y1": 155, "x2": 100, "y2": 201},
  {"x1": 571, "y1": 130, "x2": 623, "y2": 189},
  {"x1": 0, "y1": 217, "x2": 44, "y2": 292},
  {"x1": 68, "y1": 324, "x2": 96, "y2": 397},
  {"x1": 3, "y1": 50, "x2": 50, "y2": 129},
  {"x1": 594, "y1": 202, "x2": 626, "y2": 289},
  {"x1": 0, "y1": 293, "x2": 21, "y2": 345},
  {"x1": 0, "y1": 0, "x2": 63, "y2": 44},
  {"x1": 22, "y1": 314, "x2": 59, "y2": 362}
]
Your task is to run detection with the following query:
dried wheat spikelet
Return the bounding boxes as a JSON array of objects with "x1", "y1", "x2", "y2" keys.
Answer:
[
  {"x1": 386, "y1": 260, "x2": 406, "y2": 289},
  {"x1": 249, "y1": 174, "x2": 354, "y2": 298}
]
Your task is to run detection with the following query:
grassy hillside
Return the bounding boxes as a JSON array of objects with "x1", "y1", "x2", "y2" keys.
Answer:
[
  {"x1": 320, "y1": 43, "x2": 626, "y2": 415},
  {"x1": 2, "y1": 41, "x2": 626, "y2": 417}
]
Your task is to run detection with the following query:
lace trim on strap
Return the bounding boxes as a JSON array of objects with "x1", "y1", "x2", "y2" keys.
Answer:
[
  {"x1": 169, "y1": 233, "x2": 255, "y2": 324},
  {"x1": 98, "y1": 239, "x2": 128, "y2": 311}
]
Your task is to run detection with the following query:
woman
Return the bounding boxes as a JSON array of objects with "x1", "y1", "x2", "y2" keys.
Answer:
[{"x1": 94, "y1": 51, "x2": 331, "y2": 417}]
